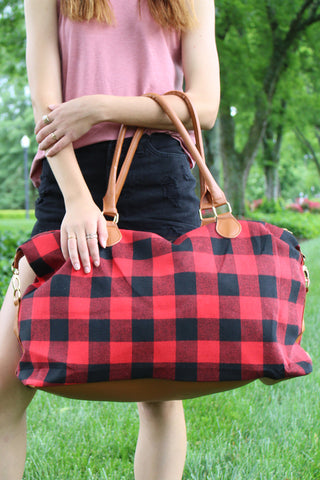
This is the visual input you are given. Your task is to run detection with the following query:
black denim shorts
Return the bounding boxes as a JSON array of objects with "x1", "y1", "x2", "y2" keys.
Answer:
[{"x1": 31, "y1": 133, "x2": 201, "y2": 242}]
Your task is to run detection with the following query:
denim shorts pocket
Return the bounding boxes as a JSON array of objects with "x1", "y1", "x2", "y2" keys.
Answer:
[{"x1": 142, "y1": 133, "x2": 187, "y2": 158}]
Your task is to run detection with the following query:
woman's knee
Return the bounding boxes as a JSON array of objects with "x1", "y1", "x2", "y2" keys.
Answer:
[
  {"x1": 138, "y1": 400, "x2": 184, "y2": 423},
  {"x1": 0, "y1": 330, "x2": 33, "y2": 407},
  {"x1": 0, "y1": 371, "x2": 32, "y2": 425},
  {"x1": 0, "y1": 351, "x2": 35, "y2": 419},
  {"x1": 0, "y1": 315, "x2": 21, "y2": 402}
]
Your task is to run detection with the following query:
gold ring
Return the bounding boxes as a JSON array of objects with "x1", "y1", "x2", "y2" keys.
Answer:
[
  {"x1": 86, "y1": 233, "x2": 98, "y2": 240},
  {"x1": 51, "y1": 132, "x2": 57, "y2": 141},
  {"x1": 42, "y1": 114, "x2": 51, "y2": 124},
  {"x1": 67, "y1": 235, "x2": 76, "y2": 240}
]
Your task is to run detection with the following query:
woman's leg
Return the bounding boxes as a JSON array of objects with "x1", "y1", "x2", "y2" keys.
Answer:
[
  {"x1": 134, "y1": 400, "x2": 187, "y2": 480},
  {"x1": 0, "y1": 257, "x2": 36, "y2": 480}
]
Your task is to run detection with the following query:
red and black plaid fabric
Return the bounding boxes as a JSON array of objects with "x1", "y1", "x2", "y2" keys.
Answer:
[{"x1": 16, "y1": 220, "x2": 312, "y2": 387}]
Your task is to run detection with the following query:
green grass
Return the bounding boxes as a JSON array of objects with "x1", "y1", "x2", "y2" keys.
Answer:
[
  {"x1": 0, "y1": 214, "x2": 317, "y2": 479},
  {"x1": 0, "y1": 209, "x2": 35, "y2": 219},
  {"x1": 0, "y1": 218, "x2": 35, "y2": 232},
  {"x1": 0, "y1": 209, "x2": 35, "y2": 232}
]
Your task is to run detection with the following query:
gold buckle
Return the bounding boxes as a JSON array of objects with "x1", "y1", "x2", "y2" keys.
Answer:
[
  {"x1": 199, "y1": 202, "x2": 232, "y2": 221},
  {"x1": 102, "y1": 211, "x2": 119, "y2": 224},
  {"x1": 11, "y1": 263, "x2": 21, "y2": 306},
  {"x1": 303, "y1": 264, "x2": 310, "y2": 291},
  {"x1": 302, "y1": 254, "x2": 310, "y2": 291}
]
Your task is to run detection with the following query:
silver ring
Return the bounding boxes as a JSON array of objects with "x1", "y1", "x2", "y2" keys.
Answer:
[
  {"x1": 86, "y1": 233, "x2": 98, "y2": 240},
  {"x1": 51, "y1": 132, "x2": 57, "y2": 141},
  {"x1": 42, "y1": 114, "x2": 51, "y2": 125}
]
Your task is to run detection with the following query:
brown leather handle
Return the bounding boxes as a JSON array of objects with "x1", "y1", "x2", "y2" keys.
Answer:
[
  {"x1": 102, "y1": 92, "x2": 241, "y2": 240},
  {"x1": 164, "y1": 91, "x2": 213, "y2": 208},
  {"x1": 108, "y1": 91, "x2": 209, "y2": 209},
  {"x1": 144, "y1": 94, "x2": 235, "y2": 207},
  {"x1": 164, "y1": 91, "x2": 205, "y2": 159},
  {"x1": 164, "y1": 91, "x2": 211, "y2": 208},
  {"x1": 109, "y1": 91, "x2": 210, "y2": 209},
  {"x1": 103, "y1": 126, "x2": 144, "y2": 217},
  {"x1": 148, "y1": 94, "x2": 241, "y2": 238},
  {"x1": 109, "y1": 91, "x2": 206, "y2": 207}
]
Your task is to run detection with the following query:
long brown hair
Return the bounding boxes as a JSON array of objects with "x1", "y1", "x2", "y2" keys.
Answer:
[{"x1": 60, "y1": 0, "x2": 196, "y2": 31}]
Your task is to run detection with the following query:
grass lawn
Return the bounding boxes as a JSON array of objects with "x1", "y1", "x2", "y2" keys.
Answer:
[
  {"x1": 20, "y1": 237, "x2": 319, "y2": 480},
  {"x1": 0, "y1": 210, "x2": 35, "y2": 232}
]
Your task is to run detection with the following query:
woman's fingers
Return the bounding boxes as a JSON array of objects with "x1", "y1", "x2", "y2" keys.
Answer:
[
  {"x1": 61, "y1": 213, "x2": 109, "y2": 273},
  {"x1": 61, "y1": 232, "x2": 81, "y2": 271},
  {"x1": 35, "y1": 124, "x2": 54, "y2": 145},
  {"x1": 61, "y1": 231, "x2": 70, "y2": 263},
  {"x1": 61, "y1": 230, "x2": 92, "y2": 273},
  {"x1": 85, "y1": 233, "x2": 100, "y2": 269},
  {"x1": 45, "y1": 136, "x2": 72, "y2": 157},
  {"x1": 35, "y1": 114, "x2": 52, "y2": 135},
  {"x1": 35, "y1": 106, "x2": 57, "y2": 138},
  {"x1": 85, "y1": 215, "x2": 109, "y2": 268},
  {"x1": 36, "y1": 126, "x2": 71, "y2": 155},
  {"x1": 67, "y1": 235, "x2": 81, "y2": 271},
  {"x1": 75, "y1": 233, "x2": 92, "y2": 273},
  {"x1": 35, "y1": 106, "x2": 68, "y2": 153},
  {"x1": 97, "y1": 213, "x2": 108, "y2": 249},
  {"x1": 35, "y1": 98, "x2": 94, "y2": 155}
]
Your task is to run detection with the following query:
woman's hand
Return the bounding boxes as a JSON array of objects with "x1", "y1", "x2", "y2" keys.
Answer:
[
  {"x1": 60, "y1": 198, "x2": 109, "y2": 273},
  {"x1": 35, "y1": 96, "x2": 99, "y2": 156}
]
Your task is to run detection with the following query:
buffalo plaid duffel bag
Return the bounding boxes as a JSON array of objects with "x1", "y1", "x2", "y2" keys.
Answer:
[{"x1": 12, "y1": 93, "x2": 312, "y2": 391}]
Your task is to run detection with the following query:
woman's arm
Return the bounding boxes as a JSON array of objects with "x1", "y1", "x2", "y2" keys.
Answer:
[
  {"x1": 36, "y1": 0, "x2": 220, "y2": 156},
  {"x1": 25, "y1": 0, "x2": 108, "y2": 272}
]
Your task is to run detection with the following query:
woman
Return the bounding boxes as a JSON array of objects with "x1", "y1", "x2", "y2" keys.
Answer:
[{"x1": 0, "y1": 1, "x2": 222, "y2": 478}]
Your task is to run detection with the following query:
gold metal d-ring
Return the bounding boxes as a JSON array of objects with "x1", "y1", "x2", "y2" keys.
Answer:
[
  {"x1": 11, "y1": 264, "x2": 21, "y2": 306},
  {"x1": 303, "y1": 264, "x2": 310, "y2": 291}
]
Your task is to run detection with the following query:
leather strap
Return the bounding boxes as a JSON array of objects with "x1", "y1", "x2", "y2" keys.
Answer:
[
  {"x1": 109, "y1": 91, "x2": 209, "y2": 210},
  {"x1": 103, "y1": 124, "x2": 127, "y2": 218},
  {"x1": 114, "y1": 129, "x2": 145, "y2": 205},
  {"x1": 144, "y1": 94, "x2": 241, "y2": 238},
  {"x1": 164, "y1": 91, "x2": 211, "y2": 207},
  {"x1": 103, "y1": 126, "x2": 145, "y2": 216},
  {"x1": 110, "y1": 91, "x2": 205, "y2": 206},
  {"x1": 109, "y1": 92, "x2": 209, "y2": 208},
  {"x1": 102, "y1": 92, "x2": 241, "y2": 241},
  {"x1": 164, "y1": 91, "x2": 205, "y2": 158}
]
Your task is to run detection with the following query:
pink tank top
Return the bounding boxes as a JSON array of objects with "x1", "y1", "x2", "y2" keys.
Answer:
[{"x1": 31, "y1": 0, "x2": 184, "y2": 186}]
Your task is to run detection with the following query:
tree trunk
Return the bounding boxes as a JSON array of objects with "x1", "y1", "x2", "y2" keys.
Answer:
[
  {"x1": 264, "y1": 165, "x2": 279, "y2": 200},
  {"x1": 262, "y1": 119, "x2": 284, "y2": 200},
  {"x1": 203, "y1": 118, "x2": 221, "y2": 184},
  {"x1": 219, "y1": 104, "x2": 247, "y2": 215}
]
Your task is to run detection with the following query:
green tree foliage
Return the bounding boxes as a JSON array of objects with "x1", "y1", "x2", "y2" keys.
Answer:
[
  {"x1": 0, "y1": 0, "x2": 26, "y2": 80},
  {"x1": 0, "y1": 0, "x2": 37, "y2": 208},
  {"x1": 0, "y1": 83, "x2": 37, "y2": 208},
  {"x1": 215, "y1": 0, "x2": 320, "y2": 215},
  {"x1": 258, "y1": 20, "x2": 320, "y2": 202}
]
